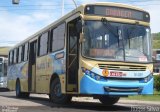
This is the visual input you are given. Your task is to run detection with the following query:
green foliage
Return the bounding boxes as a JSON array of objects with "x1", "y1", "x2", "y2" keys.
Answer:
[
  {"x1": 154, "y1": 75, "x2": 160, "y2": 91},
  {"x1": 152, "y1": 32, "x2": 160, "y2": 49},
  {"x1": 152, "y1": 32, "x2": 160, "y2": 40},
  {"x1": 153, "y1": 40, "x2": 160, "y2": 49},
  {"x1": 126, "y1": 90, "x2": 160, "y2": 101}
]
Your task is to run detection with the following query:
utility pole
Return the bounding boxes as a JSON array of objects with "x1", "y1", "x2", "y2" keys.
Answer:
[
  {"x1": 12, "y1": 0, "x2": 78, "y2": 15},
  {"x1": 72, "y1": 0, "x2": 77, "y2": 8},
  {"x1": 61, "y1": 0, "x2": 77, "y2": 16},
  {"x1": 62, "y1": 0, "x2": 64, "y2": 16}
]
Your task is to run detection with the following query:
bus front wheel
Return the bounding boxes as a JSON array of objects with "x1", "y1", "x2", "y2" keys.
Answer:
[
  {"x1": 50, "y1": 78, "x2": 71, "y2": 104},
  {"x1": 16, "y1": 80, "x2": 30, "y2": 98},
  {"x1": 99, "y1": 96, "x2": 120, "y2": 106}
]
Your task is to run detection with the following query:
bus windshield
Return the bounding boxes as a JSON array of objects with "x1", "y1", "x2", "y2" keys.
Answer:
[{"x1": 82, "y1": 20, "x2": 152, "y2": 62}]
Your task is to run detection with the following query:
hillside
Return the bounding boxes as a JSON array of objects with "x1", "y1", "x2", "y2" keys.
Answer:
[
  {"x1": 0, "y1": 47, "x2": 10, "y2": 56},
  {"x1": 153, "y1": 32, "x2": 160, "y2": 49}
]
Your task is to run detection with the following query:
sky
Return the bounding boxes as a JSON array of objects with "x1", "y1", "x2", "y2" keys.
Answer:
[{"x1": 0, "y1": 0, "x2": 160, "y2": 46}]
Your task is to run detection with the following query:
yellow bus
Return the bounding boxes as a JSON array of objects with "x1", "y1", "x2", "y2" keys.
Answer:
[{"x1": 7, "y1": 2, "x2": 153, "y2": 105}]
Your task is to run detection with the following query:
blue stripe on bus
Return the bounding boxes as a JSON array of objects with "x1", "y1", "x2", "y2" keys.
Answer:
[{"x1": 80, "y1": 75, "x2": 153, "y2": 95}]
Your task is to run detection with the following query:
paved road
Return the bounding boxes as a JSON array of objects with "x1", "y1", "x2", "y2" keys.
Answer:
[{"x1": 0, "y1": 89, "x2": 160, "y2": 112}]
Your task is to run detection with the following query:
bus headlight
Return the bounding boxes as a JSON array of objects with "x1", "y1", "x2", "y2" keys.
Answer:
[
  {"x1": 86, "y1": 70, "x2": 90, "y2": 75},
  {"x1": 91, "y1": 73, "x2": 95, "y2": 78},
  {"x1": 82, "y1": 67, "x2": 101, "y2": 81},
  {"x1": 140, "y1": 74, "x2": 153, "y2": 83},
  {"x1": 96, "y1": 75, "x2": 101, "y2": 80}
]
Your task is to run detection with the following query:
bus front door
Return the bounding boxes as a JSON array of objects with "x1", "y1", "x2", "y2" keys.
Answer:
[
  {"x1": 66, "y1": 19, "x2": 79, "y2": 92},
  {"x1": 28, "y1": 40, "x2": 37, "y2": 92}
]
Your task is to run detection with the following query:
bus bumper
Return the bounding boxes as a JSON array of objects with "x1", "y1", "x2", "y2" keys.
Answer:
[{"x1": 80, "y1": 75, "x2": 153, "y2": 95}]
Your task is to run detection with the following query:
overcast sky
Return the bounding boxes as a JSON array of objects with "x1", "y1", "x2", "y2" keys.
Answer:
[{"x1": 0, "y1": 0, "x2": 159, "y2": 46}]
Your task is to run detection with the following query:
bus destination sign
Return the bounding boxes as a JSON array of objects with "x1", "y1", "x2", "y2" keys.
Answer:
[{"x1": 85, "y1": 5, "x2": 150, "y2": 22}]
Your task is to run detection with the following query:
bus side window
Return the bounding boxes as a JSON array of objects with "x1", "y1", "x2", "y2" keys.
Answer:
[
  {"x1": 18, "y1": 46, "x2": 22, "y2": 63},
  {"x1": 51, "y1": 23, "x2": 65, "y2": 52},
  {"x1": 12, "y1": 50, "x2": 14, "y2": 65},
  {"x1": 8, "y1": 52, "x2": 10, "y2": 65},
  {"x1": 4, "y1": 61, "x2": 7, "y2": 76},
  {"x1": 38, "y1": 32, "x2": 49, "y2": 56},
  {"x1": 14, "y1": 49, "x2": 17, "y2": 64},
  {"x1": 21, "y1": 45, "x2": 25, "y2": 62},
  {"x1": 9, "y1": 51, "x2": 12, "y2": 65},
  {"x1": 16, "y1": 48, "x2": 19, "y2": 63},
  {"x1": 24, "y1": 43, "x2": 29, "y2": 61}
]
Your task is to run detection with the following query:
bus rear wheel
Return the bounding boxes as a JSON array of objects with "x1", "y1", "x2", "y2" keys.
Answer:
[
  {"x1": 99, "y1": 96, "x2": 120, "y2": 106},
  {"x1": 50, "y1": 78, "x2": 71, "y2": 104},
  {"x1": 16, "y1": 80, "x2": 30, "y2": 98}
]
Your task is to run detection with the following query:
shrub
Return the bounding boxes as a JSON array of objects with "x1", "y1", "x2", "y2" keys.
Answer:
[{"x1": 154, "y1": 75, "x2": 160, "y2": 91}]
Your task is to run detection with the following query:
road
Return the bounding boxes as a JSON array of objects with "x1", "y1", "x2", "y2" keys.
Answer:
[{"x1": 0, "y1": 89, "x2": 160, "y2": 112}]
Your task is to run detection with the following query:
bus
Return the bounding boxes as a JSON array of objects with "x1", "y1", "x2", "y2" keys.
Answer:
[
  {"x1": 0, "y1": 57, "x2": 8, "y2": 89},
  {"x1": 7, "y1": 2, "x2": 153, "y2": 105}
]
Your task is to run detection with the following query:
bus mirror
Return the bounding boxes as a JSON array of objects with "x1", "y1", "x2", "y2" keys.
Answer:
[
  {"x1": 76, "y1": 20, "x2": 82, "y2": 33},
  {"x1": 152, "y1": 56, "x2": 156, "y2": 61},
  {"x1": 79, "y1": 33, "x2": 85, "y2": 43},
  {"x1": 12, "y1": 0, "x2": 20, "y2": 4}
]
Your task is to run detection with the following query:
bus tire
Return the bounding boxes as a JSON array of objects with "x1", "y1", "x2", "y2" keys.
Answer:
[
  {"x1": 99, "y1": 96, "x2": 120, "y2": 106},
  {"x1": 16, "y1": 80, "x2": 30, "y2": 98},
  {"x1": 50, "y1": 78, "x2": 71, "y2": 104}
]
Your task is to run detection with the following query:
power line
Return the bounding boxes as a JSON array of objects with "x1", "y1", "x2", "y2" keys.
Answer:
[
  {"x1": 116, "y1": 1, "x2": 160, "y2": 6},
  {"x1": 0, "y1": 40, "x2": 20, "y2": 42},
  {"x1": 0, "y1": 8, "x2": 74, "y2": 11},
  {"x1": 123, "y1": 0, "x2": 160, "y2": 3},
  {"x1": 0, "y1": 1, "x2": 159, "y2": 12},
  {"x1": 0, "y1": 2, "x2": 159, "y2": 8},
  {"x1": 2, "y1": 5, "x2": 160, "y2": 10},
  {"x1": 136, "y1": 4, "x2": 160, "y2": 6},
  {"x1": 0, "y1": 4, "x2": 79, "y2": 7}
]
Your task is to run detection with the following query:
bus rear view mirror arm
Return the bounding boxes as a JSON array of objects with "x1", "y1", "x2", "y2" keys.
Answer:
[{"x1": 79, "y1": 33, "x2": 85, "y2": 43}]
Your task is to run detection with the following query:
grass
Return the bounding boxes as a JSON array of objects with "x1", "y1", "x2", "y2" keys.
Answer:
[
  {"x1": 123, "y1": 91, "x2": 160, "y2": 101},
  {"x1": 153, "y1": 40, "x2": 160, "y2": 49}
]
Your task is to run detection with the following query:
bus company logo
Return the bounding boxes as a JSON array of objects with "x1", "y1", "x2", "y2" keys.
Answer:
[
  {"x1": 109, "y1": 71, "x2": 126, "y2": 77},
  {"x1": 102, "y1": 69, "x2": 109, "y2": 77}
]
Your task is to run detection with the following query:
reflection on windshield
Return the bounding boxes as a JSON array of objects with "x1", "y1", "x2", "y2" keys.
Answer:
[{"x1": 82, "y1": 21, "x2": 152, "y2": 62}]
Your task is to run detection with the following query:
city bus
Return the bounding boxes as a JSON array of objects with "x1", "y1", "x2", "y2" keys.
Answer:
[
  {"x1": 0, "y1": 57, "x2": 8, "y2": 89},
  {"x1": 7, "y1": 2, "x2": 153, "y2": 105}
]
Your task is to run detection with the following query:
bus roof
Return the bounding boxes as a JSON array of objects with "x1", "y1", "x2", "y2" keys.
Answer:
[
  {"x1": 9, "y1": 2, "x2": 148, "y2": 51},
  {"x1": 83, "y1": 2, "x2": 146, "y2": 12}
]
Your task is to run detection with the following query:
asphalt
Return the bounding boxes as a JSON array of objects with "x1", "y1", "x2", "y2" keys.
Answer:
[{"x1": 0, "y1": 90, "x2": 160, "y2": 112}]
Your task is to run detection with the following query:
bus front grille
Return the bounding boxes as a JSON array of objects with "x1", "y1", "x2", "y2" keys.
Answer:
[
  {"x1": 104, "y1": 87, "x2": 143, "y2": 93},
  {"x1": 98, "y1": 64, "x2": 146, "y2": 71}
]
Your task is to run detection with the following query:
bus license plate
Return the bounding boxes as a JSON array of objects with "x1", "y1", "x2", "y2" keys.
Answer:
[{"x1": 109, "y1": 71, "x2": 126, "y2": 77}]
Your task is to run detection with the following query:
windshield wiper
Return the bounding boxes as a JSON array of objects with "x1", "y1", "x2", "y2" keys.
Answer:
[{"x1": 101, "y1": 18, "x2": 119, "y2": 37}]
